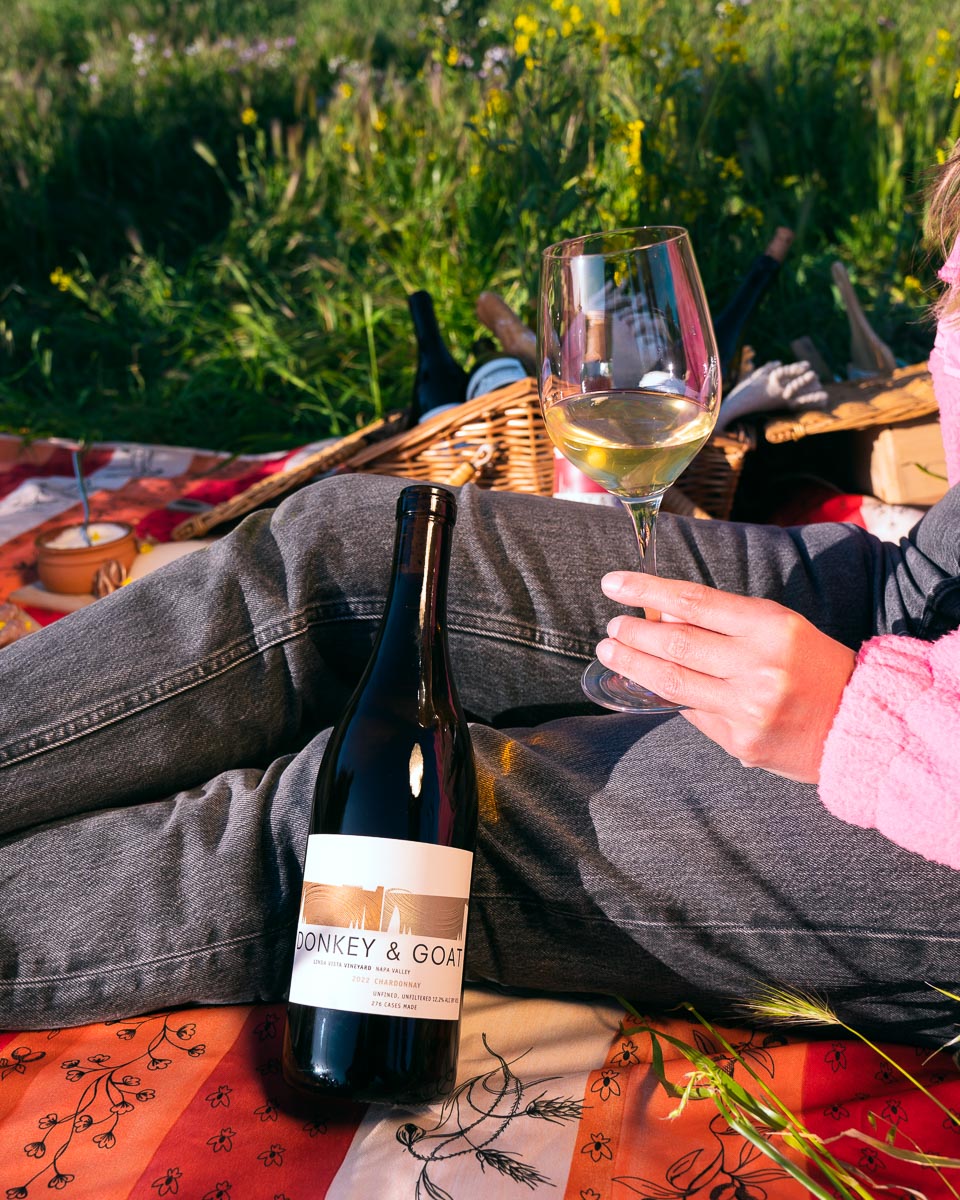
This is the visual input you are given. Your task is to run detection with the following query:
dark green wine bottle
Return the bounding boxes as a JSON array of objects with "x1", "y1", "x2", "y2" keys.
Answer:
[
  {"x1": 282, "y1": 484, "x2": 478, "y2": 1106},
  {"x1": 406, "y1": 290, "x2": 469, "y2": 426}
]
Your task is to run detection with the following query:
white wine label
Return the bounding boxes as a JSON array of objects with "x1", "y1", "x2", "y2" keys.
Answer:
[{"x1": 288, "y1": 834, "x2": 474, "y2": 1022}]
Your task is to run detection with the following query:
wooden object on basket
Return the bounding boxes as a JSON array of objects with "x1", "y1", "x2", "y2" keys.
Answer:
[
  {"x1": 171, "y1": 378, "x2": 753, "y2": 540},
  {"x1": 831, "y1": 261, "x2": 898, "y2": 377},
  {"x1": 170, "y1": 411, "x2": 407, "y2": 541},
  {"x1": 762, "y1": 362, "x2": 936, "y2": 444},
  {"x1": 475, "y1": 292, "x2": 537, "y2": 374}
]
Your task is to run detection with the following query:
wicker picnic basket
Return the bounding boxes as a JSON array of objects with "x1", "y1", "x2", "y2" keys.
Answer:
[{"x1": 170, "y1": 378, "x2": 753, "y2": 540}]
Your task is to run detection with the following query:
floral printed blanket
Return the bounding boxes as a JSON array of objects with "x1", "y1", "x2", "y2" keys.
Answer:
[
  {"x1": 0, "y1": 433, "x2": 334, "y2": 617},
  {"x1": 1, "y1": 988, "x2": 959, "y2": 1200}
]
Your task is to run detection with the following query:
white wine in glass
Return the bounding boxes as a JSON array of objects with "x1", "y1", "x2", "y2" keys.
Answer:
[{"x1": 538, "y1": 226, "x2": 721, "y2": 713}]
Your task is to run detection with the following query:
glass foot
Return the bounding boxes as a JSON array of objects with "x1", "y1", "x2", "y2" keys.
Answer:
[{"x1": 581, "y1": 659, "x2": 685, "y2": 715}]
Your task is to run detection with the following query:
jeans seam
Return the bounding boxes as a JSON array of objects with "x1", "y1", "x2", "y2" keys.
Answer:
[
  {"x1": 470, "y1": 895, "x2": 960, "y2": 941},
  {"x1": 450, "y1": 615, "x2": 594, "y2": 660},
  {"x1": 0, "y1": 609, "x2": 324, "y2": 769},
  {"x1": 0, "y1": 922, "x2": 297, "y2": 987},
  {"x1": 0, "y1": 602, "x2": 591, "y2": 771}
]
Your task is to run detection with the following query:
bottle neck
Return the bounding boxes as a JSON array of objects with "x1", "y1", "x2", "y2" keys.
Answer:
[
  {"x1": 371, "y1": 511, "x2": 453, "y2": 721},
  {"x1": 408, "y1": 291, "x2": 443, "y2": 348}
]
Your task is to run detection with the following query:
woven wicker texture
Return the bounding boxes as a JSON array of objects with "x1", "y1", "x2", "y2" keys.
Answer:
[
  {"x1": 171, "y1": 378, "x2": 752, "y2": 539},
  {"x1": 762, "y1": 362, "x2": 936, "y2": 444}
]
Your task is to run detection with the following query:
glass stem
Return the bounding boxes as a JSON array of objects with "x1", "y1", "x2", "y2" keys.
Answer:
[{"x1": 620, "y1": 494, "x2": 664, "y2": 619}]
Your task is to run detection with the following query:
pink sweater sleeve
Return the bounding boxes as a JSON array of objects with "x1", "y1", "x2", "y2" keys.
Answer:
[
  {"x1": 817, "y1": 241, "x2": 960, "y2": 866},
  {"x1": 819, "y1": 629, "x2": 960, "y2": 867}
]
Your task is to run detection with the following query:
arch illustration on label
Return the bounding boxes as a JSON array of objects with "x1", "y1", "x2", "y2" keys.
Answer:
[
  {"x1": 380, "y1": 889, "x2": 469, "y2": 939},
  {"x1": 301, "y1": 882, "x2": 468, "y2": 940}
]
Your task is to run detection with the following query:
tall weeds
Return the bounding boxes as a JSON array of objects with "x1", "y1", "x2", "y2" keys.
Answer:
[{"x1": 0, "y1": 0, "x2": 958, "y2": 449}]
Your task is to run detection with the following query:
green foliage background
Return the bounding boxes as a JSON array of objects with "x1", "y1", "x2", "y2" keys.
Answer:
[{"x1": 1, "y1": 0, "x2": 959, "y2": 450}]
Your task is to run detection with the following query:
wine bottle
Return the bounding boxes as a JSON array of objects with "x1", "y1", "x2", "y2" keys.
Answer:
[
  {"x1": 282, "y1": 484, "x2": 479, "y2": 1106},
  {"x1": 406, "y1": 291, "x2": 468, "y2": 426},
  {"x1": 712, "y1": 226, "x2": 794, "y2": 389}
]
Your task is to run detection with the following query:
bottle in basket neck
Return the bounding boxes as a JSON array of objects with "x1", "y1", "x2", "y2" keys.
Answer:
[
  {"x1": 282, "y1": 485, "x2": 479, "y2": 1106},
  {"x1": 407, "y1": 290, "x2": 469, "y2": 426}
]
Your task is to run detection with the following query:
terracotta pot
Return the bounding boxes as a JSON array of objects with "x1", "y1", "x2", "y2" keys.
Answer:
[{"x1": 35, "y1": 522, "x2": 138, "y2": 595}]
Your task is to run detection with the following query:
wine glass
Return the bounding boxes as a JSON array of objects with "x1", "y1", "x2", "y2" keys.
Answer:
[{"x1": 537, "y1": 226, "x2": 721, "y2": 714}]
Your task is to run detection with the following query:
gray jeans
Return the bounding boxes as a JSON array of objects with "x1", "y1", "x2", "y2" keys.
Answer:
[{"x1": 1, "y1": 474, "x2": 958, "y2": 1043}]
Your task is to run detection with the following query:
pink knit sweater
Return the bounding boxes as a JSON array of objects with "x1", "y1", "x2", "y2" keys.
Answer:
[{"x1": 818, "y1": 243, "x2": 960, "y2": 867}]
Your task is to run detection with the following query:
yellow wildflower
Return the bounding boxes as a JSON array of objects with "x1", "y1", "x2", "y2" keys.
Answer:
[
  {"x1": 937, "y1": 27, "x2": 951, "y2": 41},
  {"x1": 372, "y1": 112, "x2": 387, "y2": 132},
  {"x1": 560, "y1": 20, "x2": 572, "y2": 37},
  {"x1": 49, "y1": 267, "x2": 73, "y2": 292},
  {"x1": 954, "y1": 72, "x2": 960, "y2": 99},
  {"x1": 446, "y1": 46, "x2": 459, "y2": 66},
  {"x1": 569, "y1": 4, "x2": 583, "y2": 24},
  {"x1": 608, "y1": 0, "x2": 621, "y2": 14},
  {"x1": 484, "y1": 88, "x2": 507, "y2": 118},
  {"x1": 240, "y1": 106, "x2": 257, "y2": 126},
  {"x1": 624, "y1": 118, "x2": 645, "y2": 174},
  {"x1": 341, "y1": 141, "x2": 355, "y2": 155},
  {"x1": 514, "y1": 13, "x2": 537, "y2": 34},
  {"x1": 469, "y1": 162, "x2": 481, "y2": 177},
  {"x1": 338, "y1": 82, "x2": 353, "y2": 99},
  {"x1": 525, "y1": 55, "x2": 536, "y2": 71},
  {"x1": 514, "y1": 33, "x2": 531, "y2": 55}
]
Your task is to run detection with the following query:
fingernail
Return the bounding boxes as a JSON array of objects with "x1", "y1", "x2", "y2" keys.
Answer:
[
  {"x1": 606, "y1": 616, "x2": 623, "y2": 638},
  {"x1": 596, "y1": 638, "x2": 616, "y2": 663},
  {"x1": 602, "y1": 572, "x2": 625, "y2": 595}
]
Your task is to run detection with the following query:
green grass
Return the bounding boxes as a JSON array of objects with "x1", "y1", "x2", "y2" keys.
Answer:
[{"x1": 1, "y1": 0, "x2": 958, "y2": 451}]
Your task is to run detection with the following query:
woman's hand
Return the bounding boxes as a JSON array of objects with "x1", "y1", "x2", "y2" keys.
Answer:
[{"x1": 597, "y1": 572, "x2": 857, "y2": 784}]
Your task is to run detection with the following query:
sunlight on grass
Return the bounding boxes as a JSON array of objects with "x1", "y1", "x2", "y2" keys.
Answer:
[{"x1": 0, "y1": 0, "x2": 958, "y2": 449}]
